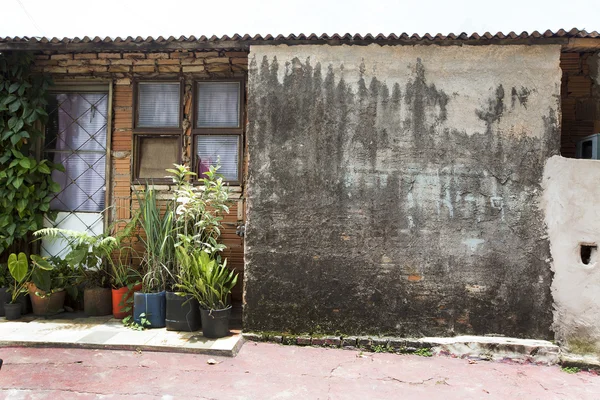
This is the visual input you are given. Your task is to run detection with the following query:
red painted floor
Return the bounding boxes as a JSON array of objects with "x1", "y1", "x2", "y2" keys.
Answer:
[{"x1": 0, "y1": 342, "x2": 598, "y2": 399}]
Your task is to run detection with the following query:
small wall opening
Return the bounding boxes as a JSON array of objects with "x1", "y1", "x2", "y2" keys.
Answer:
[{"x1": 580, "y1": 244, "x2": 597, "y2": 265}]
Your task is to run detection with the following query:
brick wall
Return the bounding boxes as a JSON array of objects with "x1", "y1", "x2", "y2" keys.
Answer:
[
  {"x1": 560, "y1": 52, "x2": 600, "y2": 157},
  {"x1": 33, "y1": 49, "x2": 248, "y2": 300}
]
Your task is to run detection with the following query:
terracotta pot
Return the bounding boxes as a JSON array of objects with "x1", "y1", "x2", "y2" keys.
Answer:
[
  {"x1": 27, "y1": 283, "x2": 66, "y2": 316},
  {"x1": 112, "y1": 283, "x2": 142, "y2": 319},
  {"x1": 84, "y1": 287, "x2": 112, "y2": 316}
]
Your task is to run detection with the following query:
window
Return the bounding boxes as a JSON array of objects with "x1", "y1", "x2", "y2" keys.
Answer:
[
  {"x1": 45, "y1": 92, "x2": 108, "y2": 212},
  {"x1": 193, "y1": 80, "x2": 243, "y2": 183},
  {"x1": 133, "y1": 81, "x2": 182, "y2": 181},
  {"x1": 42, "y1": 88, "x2": 109, "y2": 258}
]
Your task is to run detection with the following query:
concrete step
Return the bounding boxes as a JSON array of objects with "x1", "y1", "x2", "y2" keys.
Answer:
[{"x1": 0, "y1": 316, "x2": 244, "y2": 356}]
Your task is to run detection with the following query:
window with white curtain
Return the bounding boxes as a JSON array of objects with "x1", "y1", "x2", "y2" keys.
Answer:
[
  {"x1": 44, "y1": 93, "x2": 108, "y2": 212},
  {"x1": 193, "y1": 80, "x2": 242, "y2": 183},
  {"x1": 133, "y1": 81, "x2": 182, "y2": 181}
]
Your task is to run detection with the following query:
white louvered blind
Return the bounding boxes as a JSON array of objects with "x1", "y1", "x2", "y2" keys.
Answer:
[
  {"x1": 196, "y1": 136, "x2": 239, "y2": 181},
  {"x1": 196, "y1": 82, "x2": 240, "y2": 128},
  {"x1": 138, "y1": 82, "x2": 180, "y2": 128}
]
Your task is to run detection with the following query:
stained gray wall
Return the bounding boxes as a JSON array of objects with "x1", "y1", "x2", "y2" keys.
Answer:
[{"x1": 245, "y1": 44, "x2": 562, "y2": 338}]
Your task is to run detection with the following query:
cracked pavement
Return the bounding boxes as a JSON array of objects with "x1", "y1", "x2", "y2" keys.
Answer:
[{"x1": 1, "y1": 343, "x2": 599, "y2": 399}]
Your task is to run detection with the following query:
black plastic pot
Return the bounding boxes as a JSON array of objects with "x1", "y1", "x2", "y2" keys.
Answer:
[
  {"x1": 0, "y1": 288, "x2": 8, "y2": 317},
  {"x1": 4, "y1": 303, "x2": 22, "y2": 320},
  {"x1": 133, "y1": 291, "x2": 166, "y2": 328},
  {"x1": 166, "y1": 292, "x2": 201, "y2": 332},
  {"x1": 200, "y1": 306, "x2": 232, "y2": 338}
]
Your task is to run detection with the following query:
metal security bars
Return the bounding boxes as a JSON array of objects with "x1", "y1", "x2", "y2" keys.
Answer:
[{"x1": 41, "y1": 90, "x2": 109, "y2": 258}]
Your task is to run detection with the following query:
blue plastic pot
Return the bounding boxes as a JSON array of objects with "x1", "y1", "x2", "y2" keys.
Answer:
[{"x1": 133, "y1": 291, "x2": 166, "y2": 328}]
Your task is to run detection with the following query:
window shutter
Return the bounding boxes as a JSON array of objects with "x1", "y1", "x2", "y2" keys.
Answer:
[
  {"x1": 196, "y1": 82, "x2": 240, "y2": 128},
  {"x1": 196, "y1": 135, "x2": 239, "y2": 181},
  {"x1": 138, "y1": 82, "x2": 180, "y2": 128}
]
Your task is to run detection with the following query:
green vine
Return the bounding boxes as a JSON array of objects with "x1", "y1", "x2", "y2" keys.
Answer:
[{"x1": 0, "y1": 52, "x2": 61, "y2": 257}]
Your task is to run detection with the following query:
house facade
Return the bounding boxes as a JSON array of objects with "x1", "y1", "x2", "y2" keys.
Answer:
[{"x1": 2, "y1": 29, "x2": 600, "y2": 352}]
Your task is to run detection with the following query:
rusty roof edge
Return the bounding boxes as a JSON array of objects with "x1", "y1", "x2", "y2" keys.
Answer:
[{"x1": 0, "y1": 29, "x2": 598, "y2": 52}]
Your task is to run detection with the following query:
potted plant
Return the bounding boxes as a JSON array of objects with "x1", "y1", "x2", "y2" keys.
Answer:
[
  {"x1": 34, "y1": 228, "x2": 115, "y2": 316},
  {"x1": 109, "y1": 241, "x2": 142, "y2": 319},
  {"x1": 4, "y1": 253, "x2": 53, "y2": 320},
  {"x1": 165, "y1": 164, "x2": 230, "y2": 332},
  {"x1": 28, "y1": 255, "x2": 68, "y2": 316},
  {"x1": 133, "y1": 187, "x2": 175, "y2": 328},
  {"x1": 4, "y1": 253, "x2": 32, "y2": 320},
  {"x1": 175, "y1": 248, "x2": 237, "y2": 338}
]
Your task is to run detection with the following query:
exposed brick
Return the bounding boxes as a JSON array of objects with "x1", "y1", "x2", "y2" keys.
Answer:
[
  {"x1": 50, "y1": 54, "x2": 73, "y2": 60},
  {"x1": 64, "y1": 59, "x2": 87, "y2": 66},
  {"x1": 123, "y1": 52, "x2": 146, "y2": 59},
  {"x1": 90, "y1": 66, "x2": 109, "y2": 73},
  {"x1": 133, "y1": 59, "x2": 156, "y2": 65},
  {"x1": 98, "y1": 53, "x2": 122, "y2": 59},
  {"x1": 111, "y1": 59, "x2": 134, "y2": 65},
  {"x1": 45, "y1": 66, "x2": 68, "y2": 73},
  {"x1": 109, "y1": 65, "x2": 131, "y2": 73},
  {"x1": 116, "y1": 78, "x2": 131, "y2": 86},
  {"x1": 170, "y1": 52, "x2": 194, "y2": 59},
  {"x1": 231, "y1": 64, "x2": 248, "y2": 72},
  {"x1": 156, "y1": 59, "x2": 180, "y2": 65},
  {"x1": 147, "y1": 52, "x2": 170, "y2": 59},
  {"x1": 182, "y1": 66, "x2": 205, "y2": 73},
  {"x1": 158, "y1": 65, "x2": 180, "y2": 73},
  {"x1": 133, "y1": 65, "x2": 155, "y2": 72},
  {"x1": 204, "y1": 57, "x2": 230, "y2": 64},
  {"x1": 205, "y1": 64, "x2": 231, "y2": 73},
  {"x1": 89, "y1": 59, "x2": 109, "y2": 65},
  {"x1": 231, "y1": 57, "x2": 248, "y2": 65},
  {"x1": 68, "y1": 66, "x2": 94, "y2": 74},
  {"x1": 34, "y1": 54, "x2": 50, "y2": 60},
  {"x1": 180, "y1": 58, "x2": 203, "y2": 66},
  {"x1": 195, "y1": 51, "x2": 219, "y2": 58},
  {"x1": 74, "y1": 53, "x2": 97, "y2": 59}
]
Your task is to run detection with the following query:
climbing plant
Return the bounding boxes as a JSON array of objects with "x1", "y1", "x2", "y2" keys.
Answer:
[{"x1": 0, "y1": 52, "x2": 61, "y2": 258}]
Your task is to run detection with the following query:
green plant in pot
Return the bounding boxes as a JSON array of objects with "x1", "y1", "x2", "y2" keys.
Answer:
[
  {"x1": 4, "y1": 253, "x2": 59, "y2": 318},
  {"x1": 28, "y1": 255, "x2": 69, "y2": 316},
  {"x1": 4, "y1": 253, "x2": 31, "y2": 320},
  {"x1": 166, "y1": 163, "x2": 231, "y2": 332},
  {"x1": 34, "y1": 228, "x2": 116, "y2": 316},
  {"x1": 109, "y1": 237, "x2": 143, "y2": 319},
  {"x1": 175, "y1": 247, "x2": 238, "y2": 338},
  {"x1": 132, "y1": 187, "x2": 176, "y2": 328}
]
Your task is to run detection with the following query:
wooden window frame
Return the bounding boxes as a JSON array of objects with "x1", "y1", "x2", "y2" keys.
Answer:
[
  {"x1": 191, "y1": 78, "x2": 245, "y2": 186},
  {"x1": 42, "y1": 81, "x2": 113, "y2": 231},
  {"x1": 132, "y1": 79, "x2": 184, "y2": 183}
]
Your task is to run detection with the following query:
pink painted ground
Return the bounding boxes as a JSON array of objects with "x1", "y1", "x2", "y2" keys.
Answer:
[{"x1": 0, "y1": 342, "x2": 599, "y2": 399}]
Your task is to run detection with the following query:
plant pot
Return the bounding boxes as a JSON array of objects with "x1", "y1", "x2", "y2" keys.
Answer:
[
  {"x1": 84, "y1": 287, "x2": 112, "y2": 316},
  {"x1": 112, "y1": 283, "x2": 142, "y2": 319},
  {"x1": 0, "y1": 288, "x2": 8, "y2": 317},
  {"x1": 28, "y1": 283, "x2": 66, "y2": 316},
  {"x1": 16, "y1": 293, "x2": 28, "y2": 315},
  {"x1": 4, "y1": 303, "x2": 21, "y2": 320},
  {"x1": 133, "y1": 291, "x2": 166, "y2": 328},
  {"x1": 166, "y1": 292, "x2": 201, "y2": 332},
  {"x1": 200, "y1": 306, "x2": 232, "y2": 338}
]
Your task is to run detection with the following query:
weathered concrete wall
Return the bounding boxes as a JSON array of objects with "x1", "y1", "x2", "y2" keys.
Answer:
[
  {"x1": 245, "y1": 44, "x2": 562, "y2": 338},
  {"x1": 543, "y1": 156, "x2": 600, "y2": 353}
]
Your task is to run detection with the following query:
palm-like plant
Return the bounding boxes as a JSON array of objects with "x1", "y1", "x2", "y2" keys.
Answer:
[
  {"x1": 174, "y1": 246, "x2": 237, "y2": 311},
  {"x1": 134, "y1": 188, "x2": 176, "y2": 292}
]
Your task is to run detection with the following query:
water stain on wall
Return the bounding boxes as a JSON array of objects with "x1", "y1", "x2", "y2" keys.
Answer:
[{"x1": 245, "y1": 47, "x2": 560, "y2": 338}]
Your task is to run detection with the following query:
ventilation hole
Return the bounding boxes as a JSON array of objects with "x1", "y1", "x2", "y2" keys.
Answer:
[{"x1": 581, "y1": 244, "x2": 597, "y2": 265}]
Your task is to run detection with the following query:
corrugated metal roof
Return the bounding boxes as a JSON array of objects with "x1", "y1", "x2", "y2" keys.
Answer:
[{"x1": 0, "y1": 28, "x2": 598, "y2": 51}]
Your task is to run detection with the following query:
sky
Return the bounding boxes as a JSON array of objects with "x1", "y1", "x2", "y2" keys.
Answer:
[{"x1": 0, "y1": 0, "x2": 599, "y2": 39}]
